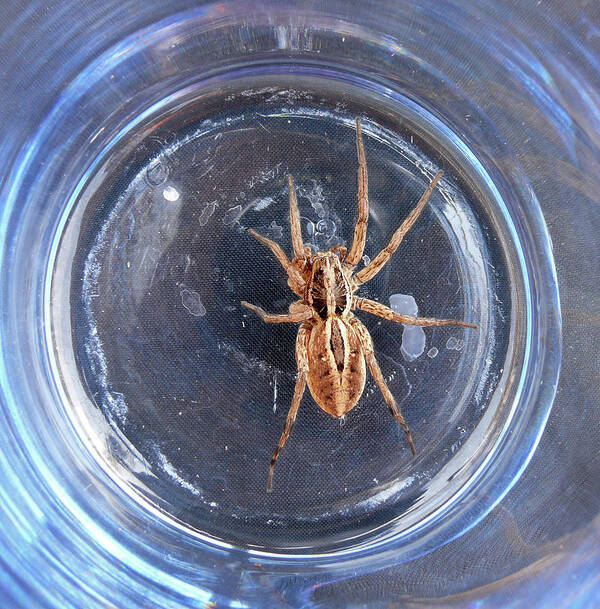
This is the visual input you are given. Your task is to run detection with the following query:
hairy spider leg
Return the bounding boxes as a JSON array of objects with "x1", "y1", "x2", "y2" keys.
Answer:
[
  {"x1": 287, "y1": 174, "x2": 305, "y2": 260},
  {"x1": 345, "y1": 117, "x2": 370, "y2": 267},
  {"x1": 353, "y1": 297, "x2": 477, "y2": 329},
  {"x1": 350, "y1": 316, "x2": 416, "y2": 455},
  {"x1": 353, "y1": 170, "x2": 444, "y2": 286},
  {"x1": 248, "y1": 229, "x2": 305, "y2": 294},
  {"x1": 330, "y1": 245, "x2": 347, "y2": 259},
  {"x1": 267, "y1": 322, "x2": 312, "y2": 492},
  {"x1": 241, "y1": 300, "x2": 313, "y2": 323}
]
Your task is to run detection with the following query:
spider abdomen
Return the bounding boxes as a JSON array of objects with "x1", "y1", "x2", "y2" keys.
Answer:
[{"x1": 307, "y1": 317, "x2": 366, "y2": 418}]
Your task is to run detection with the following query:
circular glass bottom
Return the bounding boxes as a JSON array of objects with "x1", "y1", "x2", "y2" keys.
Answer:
[{"x1": 52, "y1": 68, "x2": 540, "y2": 556}]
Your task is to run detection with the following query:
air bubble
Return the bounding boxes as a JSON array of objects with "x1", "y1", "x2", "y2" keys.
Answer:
[
  {"x1": 446, "y1": 337, "x2": 458, "y2": 350},
  {"x1": 180, "y1": 289, "x2": 206, "y2": 317},
  {"x1": 146, "y1": 157, "x2": 169, "y2": 185},
  {"x1": 316, "y1": 218, "x2": 336, "y2": 237}
]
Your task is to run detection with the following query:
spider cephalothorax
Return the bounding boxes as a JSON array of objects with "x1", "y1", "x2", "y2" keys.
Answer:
[{"x1": 242, "y1": 117, "x2": 477, "y2": 491}]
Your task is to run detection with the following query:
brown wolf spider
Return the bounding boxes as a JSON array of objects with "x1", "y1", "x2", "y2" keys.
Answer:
[{"x1": 242, "y1": 117, "x2": 477, "y2": 491}]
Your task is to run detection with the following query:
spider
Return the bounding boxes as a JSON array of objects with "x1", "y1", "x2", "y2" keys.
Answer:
[{"x1": 242, "y1": 117, "x2": 477, "y2": 491}]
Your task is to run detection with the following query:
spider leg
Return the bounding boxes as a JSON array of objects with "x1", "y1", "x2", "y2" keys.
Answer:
[
  {"x1": 330, "y1": 245, "x2": 347, "y2": 259},
  {"x1": 267, "y1": 322, "x2": 311, "y2": 492},
  {"x1": 289, "y1": 300, "x2": 310, "y2": 314},
  {"x1": 353, "y1": 297, "x2": 477, "y2": 328},
  {"x1": 345, "y1": 117, "x2": 370, "y2": 267},
  {"x1": 287, "y1": 174, "x2": 305, "y2": 260},
  {"x1": 249, "y1": 229, "x2": 305, "y2": 292},
  {"x1": 241, "y1": 301, "x2": 313, "y2": 324},
  {"x1": 350, "y1": 317, "x2": 416, "y2": 456},
  {"x1": 353, "y1": 171, "x2": 443, "y2": 286}
]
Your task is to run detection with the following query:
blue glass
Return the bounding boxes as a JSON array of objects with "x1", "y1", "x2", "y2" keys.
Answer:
[{"x1": 1, "y1": 1, "x2": 597, "y2": 607}]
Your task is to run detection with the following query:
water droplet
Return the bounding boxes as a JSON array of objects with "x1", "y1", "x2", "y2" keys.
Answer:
[
  {"x1": 390, "y1": 294, "x2": 425, "y2": 360},
  {"x1": 401, "y1": 325, "x2": 426, "y2": 361},
  {"x1": 389, "y1": 293, "x2": 418, "y2": 317}
]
